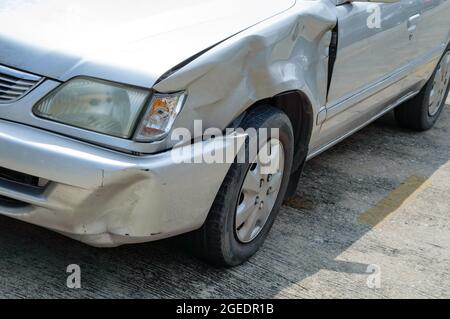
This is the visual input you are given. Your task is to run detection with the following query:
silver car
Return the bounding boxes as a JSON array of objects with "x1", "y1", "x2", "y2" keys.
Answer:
[{"x1": 0, "y1": 0, "x2": 449, "y2": 266}]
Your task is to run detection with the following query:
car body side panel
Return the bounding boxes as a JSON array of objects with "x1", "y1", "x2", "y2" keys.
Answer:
[
  {"x1": 312, "y1": 0, "x2": 450, "y2": 156},
  {"x1": 316, "y1": 2, "x2": 415, "y2": 152},
  {"x1": 327, "y1": 2, "x2": 412, "y2": 104}
]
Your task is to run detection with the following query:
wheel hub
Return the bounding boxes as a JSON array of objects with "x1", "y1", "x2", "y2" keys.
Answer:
[
  {"x1": 235, "y1": 138, "x2": 285, "y2": 243},
  {"x1": 429, "y1": 51, "x2": 450, "y2": 117}
]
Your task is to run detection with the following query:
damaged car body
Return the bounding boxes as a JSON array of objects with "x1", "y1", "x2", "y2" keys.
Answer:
[{"x1": 0, "y1": 0, "x2": 449, "y2": 266}]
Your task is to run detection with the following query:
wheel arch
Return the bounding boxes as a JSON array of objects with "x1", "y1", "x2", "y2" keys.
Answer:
[{"x1": 230, "y1": 90, "x2": 314, "y2": 192}]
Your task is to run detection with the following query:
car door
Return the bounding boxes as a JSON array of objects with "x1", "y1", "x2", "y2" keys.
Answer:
[
  {"x1": 407, "y1": 0, "x2": 450, "y2": 74},
  {"x1": 314, "y1": 0, "x2": 421, "y2": 150}
]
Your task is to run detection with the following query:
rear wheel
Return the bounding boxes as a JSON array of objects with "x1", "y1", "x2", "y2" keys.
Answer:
[
  {"x1": 395, "y1": 48, "x2": 450, "y2": 131},
  {"x1": 190, "y1": 106, "x2": 294, "y2": 267}
]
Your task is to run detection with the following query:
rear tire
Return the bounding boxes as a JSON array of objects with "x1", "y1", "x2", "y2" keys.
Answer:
[
  {"x1": 395, "y1": 47, "x2": 450, "y2": 131},
  {"x1": 189, "y1": 105, "x2": 294, "y2": 267}
]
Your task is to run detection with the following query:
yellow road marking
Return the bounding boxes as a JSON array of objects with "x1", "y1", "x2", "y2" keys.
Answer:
[{"x1": 358, "y1": 176, "x2": 430, "y2": 228}]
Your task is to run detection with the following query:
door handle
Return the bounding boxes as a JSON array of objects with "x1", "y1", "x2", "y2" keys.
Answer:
[{"x1": 407, "y1": 14, "x2": 421, "y2": 32}]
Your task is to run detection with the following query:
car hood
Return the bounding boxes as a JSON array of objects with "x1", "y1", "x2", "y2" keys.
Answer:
[{"x1": 0, "y1": 0, "x2": 295, "y2": 88}]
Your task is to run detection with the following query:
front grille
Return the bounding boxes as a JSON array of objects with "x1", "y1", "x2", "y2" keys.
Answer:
[
  {"x1": 0, "y1": 167, "x2": 47, "y2": 208},
  {"x1": 0, "y1": 167, "x2": 40, "y2": 187},
  {"x1": 0, "y1": 195, "x2": 27, "y2": 208},
  {"x1": 0, "y1": 64, "x2": 42, "y2": 103}
]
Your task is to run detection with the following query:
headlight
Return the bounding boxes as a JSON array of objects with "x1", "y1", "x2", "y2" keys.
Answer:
[
  {"x1": 134, "y1": 92, "x2": 186, "y2": 142},
  {"x1": 33, "y1": 78, "x2": 150, "y2": 139}
]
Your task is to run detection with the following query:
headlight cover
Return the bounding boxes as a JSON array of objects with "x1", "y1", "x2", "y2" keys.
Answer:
[
  {"x1": 33, "y1": 78, "x2": 150, "y2": 139},
  {"x1": 134, "y1": 92, "x2": 186, "y2": 142}
]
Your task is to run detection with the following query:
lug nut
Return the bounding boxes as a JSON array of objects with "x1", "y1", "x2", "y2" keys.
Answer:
[
  {"x1": 259, "y1": 201, "x2": 264, "y2": 210},
  {"x1": 267, "y1": 174, "x2": 273, "y2": 182},
  {"x1": 267, "y1": 187, "x2": 272, "y2": 195},
  {"x1": 255, "y1": 196, "x2": 260, "y2": 205},
  {"x1": 260, "y1": 179, "x2": 265, "y2": 188}
]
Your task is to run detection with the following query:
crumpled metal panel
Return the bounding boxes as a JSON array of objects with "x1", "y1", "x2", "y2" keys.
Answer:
[
  {"x1": 0, "y1": 119, "x2": 245, "y2": 246},
  {"x1": 154, "y1": 1, "x2": 337, "y2": 152}
]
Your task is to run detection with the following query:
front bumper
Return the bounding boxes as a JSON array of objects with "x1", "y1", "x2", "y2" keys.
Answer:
[{"x1": 0, "y1": 120, "x2": 238, "y2": 247}]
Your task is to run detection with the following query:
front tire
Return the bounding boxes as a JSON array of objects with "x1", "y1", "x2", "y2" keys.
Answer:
[
  {"x1": 190, "y1": 106, "x2": 294, "y2": 267},
  {"x1": 395, "y1": 47, "x2": 450, "y2": 131}
]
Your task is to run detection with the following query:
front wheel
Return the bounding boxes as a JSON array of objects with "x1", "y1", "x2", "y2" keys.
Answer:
[{"x1": 190, "y1": 106, "x2": 294, "y2": 267}]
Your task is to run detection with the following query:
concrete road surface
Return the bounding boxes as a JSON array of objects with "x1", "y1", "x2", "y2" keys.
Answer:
[{"x1": 0, "y1": 95, "x2": 449, "y2": 299}]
